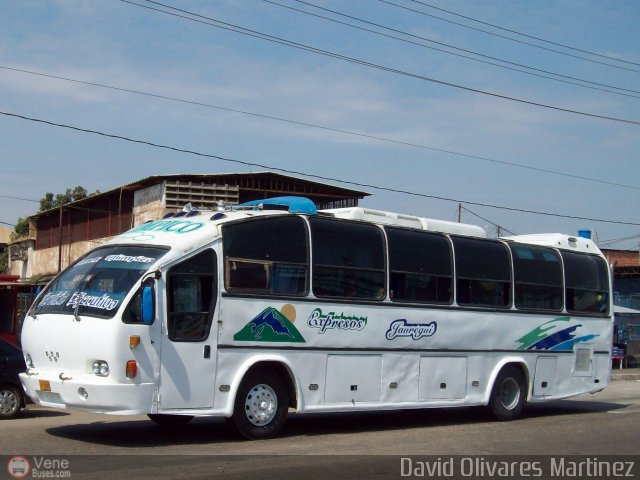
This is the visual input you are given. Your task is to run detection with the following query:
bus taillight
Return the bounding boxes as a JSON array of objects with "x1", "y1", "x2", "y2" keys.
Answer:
[{"x1": 125, "y1": 360, "x2": 137, "y2": 379}]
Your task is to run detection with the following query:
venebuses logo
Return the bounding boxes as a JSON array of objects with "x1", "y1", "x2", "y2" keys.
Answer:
[
  {"x1": 7, "y1": 456, "x2": 30, "y2": 479},
  {"x1": 7, "y1": 456, "x2": 72, "y2": 479}
]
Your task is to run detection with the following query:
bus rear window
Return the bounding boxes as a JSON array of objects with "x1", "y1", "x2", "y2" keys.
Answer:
[{"x1": 562, "y1": 251, "x2": 610, "y2": 315}]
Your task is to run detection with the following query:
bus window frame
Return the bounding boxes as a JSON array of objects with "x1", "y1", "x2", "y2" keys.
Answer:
[
  {"x1": 561, "y1": 250, "x2": 611, "y2": 316},
  {"x1": 166, "y1": 248, "x2": 218, "y2": 342},
  {"x1": 385, "y1": 226, "x2": 453, "y2": 305},
  {"x1": 508, "y1": 243, "x2": 564, "y2": 314},
  {"x1": 452, "y1": 236, "x2": 513, "y2": 309},
  {"x1": 309, "y1": 216, "x2": 387, "y2": 301},
  {"x1": 222, "y1": 216, "x2": 310, "y2": 297}
]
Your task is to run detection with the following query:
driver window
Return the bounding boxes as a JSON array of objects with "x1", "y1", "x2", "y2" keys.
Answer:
[
  {"x1": 122, "y1": 287, "x2": 143, "y2": 324},
  {"x1": 122, "y1": 278, "x2": 155, "y2": 324},
  {"x1": 167, "y1": 249, "x2": 217, "y2": 341}
]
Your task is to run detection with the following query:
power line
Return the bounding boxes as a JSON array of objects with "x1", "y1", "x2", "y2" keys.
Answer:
[
  {"x1": 598, "y1": 233, "x2": 640, "y2": 248},
  {"x1": 119, "y1": 0, "x2": 640, "y2": 126},
  {"x1": 2, "y1": 108, "x2": 639, "y2": 227},
  {"x1": 460, "y1": 206, "x2": 517, "y2": 236},
  {"x1": 410, "y1": 0, "x2": 640, "y2": 65},
  {"x1": 0, "y1": 221, "x2": 17, "y2": 227},
  {"x1": 4, "y1": 65, "x2": 637, "y2": 191},
  {"x1": 271, "y1": 0, "x2": 640, "y2": 99},
  {"x1": 0, "y1": 194, "x2": 39, "y2": 204},
  {"x1": 0, "y1": 193, "x2": 117, "y2": 216},
  {"x1": 379, "y1": 0, "x2": 640, "y2": 74}
]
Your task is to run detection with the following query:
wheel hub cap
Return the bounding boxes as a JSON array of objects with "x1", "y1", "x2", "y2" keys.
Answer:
[
  {"x1": 500, "y1": 378, "x2": 520, "y2": 410},
  {"x1": 0, "y1": 391, "x2": 18, "y2": 414},
  {"x1": 244, "y1": 384, "x2": 277, "y2": 426}
]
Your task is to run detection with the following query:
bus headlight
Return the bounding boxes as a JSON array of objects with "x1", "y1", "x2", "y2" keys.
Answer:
[{"x1": 92, "y1": 360, "x2": 110, "y2": 377}]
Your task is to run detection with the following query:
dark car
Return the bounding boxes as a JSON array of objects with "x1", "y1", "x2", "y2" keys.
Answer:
[{"x1": 0, "y1": 339, "x2": 28, "y2": 419}]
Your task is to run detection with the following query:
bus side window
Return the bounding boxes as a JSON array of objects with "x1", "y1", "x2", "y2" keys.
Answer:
[
  {"x1": 310, "y1": 217, "x2": 385, "y2": 300},
  {"x1": 223, "y1": 217, "x2": 308, "y2": 295},
  {"x1": 167, "y1": 249, "x2": 217, "y2": 342},
  {"x1": 511, "y1": 245, "x2": 563, "y2": 311},
  {"x1": 452, "y1": 237, "x2": 511, "y2": 308},
  {"x1": 386, "y1": 227, "x2": 452, "y2": 304},
  {"x1": 561, "y1": 251, "x2": 610, "y2": 315}
]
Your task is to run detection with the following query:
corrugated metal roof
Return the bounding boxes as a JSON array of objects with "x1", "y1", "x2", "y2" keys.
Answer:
[{"x1": 31, "y1": 172, "x2": 370, "y2": 218}]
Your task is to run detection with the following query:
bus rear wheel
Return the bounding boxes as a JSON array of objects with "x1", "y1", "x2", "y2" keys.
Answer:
[
  {"x1": 488, "y1": 366, "x2": 526, "y2": 421},
  {"x1": 227, "y1": 369, "x2": 289, "y2": 440}
]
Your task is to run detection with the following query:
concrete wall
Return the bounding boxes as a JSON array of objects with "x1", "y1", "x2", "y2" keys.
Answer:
[
  {"x1": 0, "y1": 226, "x2": 11, "y2": 245},
  {"x1": 8, "y1": 239, "x2": 35, "y2": 279},
  {"x1": 24, "y1": 184, "x2": 167, "y2": 278},
  {"x1": 29, "y1": 238, "x2": 113, "y2": 277},
  {"x1": 133, "y1": 183, "x2": 166, "y2": 225}
]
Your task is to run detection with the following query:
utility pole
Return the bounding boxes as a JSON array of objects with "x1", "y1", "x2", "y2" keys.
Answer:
[
  {"x1": 57, "y1": 206, "x2": 63, "y2": 273},
  {"x1": 457, "y1": 203, "x2": 462, "y2": 223}
]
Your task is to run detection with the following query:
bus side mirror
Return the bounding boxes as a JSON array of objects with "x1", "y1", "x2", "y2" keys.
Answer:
[{"x1": 141, "y1": 286, "x2": 154, "y2": 325}]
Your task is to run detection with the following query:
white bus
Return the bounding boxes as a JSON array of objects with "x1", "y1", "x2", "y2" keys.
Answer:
[{"x1": 20, "y1": 196, "x2": 613, "y2": 439}]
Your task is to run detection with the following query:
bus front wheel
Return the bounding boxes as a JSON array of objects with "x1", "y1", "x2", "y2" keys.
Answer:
[
  {"x1": 488, "y1": 366, "x2": 526, "y2": 421},
  {"x1": 228, "y1": 369, "x2": 289, "y2": 440}
]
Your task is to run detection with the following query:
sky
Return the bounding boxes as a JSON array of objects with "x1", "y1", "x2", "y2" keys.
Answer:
[{"x1": 0, "y1": 0, "x2": 638, "y2": 249}]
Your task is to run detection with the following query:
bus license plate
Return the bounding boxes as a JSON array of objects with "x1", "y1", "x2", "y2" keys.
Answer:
[{"x1": 39, "y1": 380, "x2": 51, "y2": 392}]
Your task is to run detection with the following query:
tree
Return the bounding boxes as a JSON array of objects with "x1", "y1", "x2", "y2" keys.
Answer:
[
  {"x1": 38, "y1": 185, "x2": 93, "y2": 213},
  {"x1": 0, "y1": 249, "x2": 7, "y2": 274},
  {"x1": 12, "y1": 217, "x2": 30, "y2": 239},
  {"x1": 12, "y1": 186, "x2": 99, "y2": 240}
]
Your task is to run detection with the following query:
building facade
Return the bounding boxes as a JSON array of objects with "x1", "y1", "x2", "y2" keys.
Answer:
[
  {"x1": 9, "y1": 173, "x2": 368, "y2": 279},
  {"x1": 603, "y1": 249, "x2": 640, "y2": 310}
]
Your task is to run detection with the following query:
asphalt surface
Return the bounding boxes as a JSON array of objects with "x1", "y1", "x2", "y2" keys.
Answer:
[{"x1": 1, "y1": 373, "x2": 638, "y2": 479}]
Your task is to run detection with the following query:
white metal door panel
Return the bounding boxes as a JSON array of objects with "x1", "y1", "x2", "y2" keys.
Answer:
[
  {"x1": 533, "y1": 356, "x2": 557, "y2": 396},
  {"x1": 158, "y1": 339, "x2": 216, "y2": 409},
  {"x1": 419, "y1": 356, "x2": 468, "y2": 400},
  {"x1": 325, "y1": 355, "x2": 382, "y2": 403}
]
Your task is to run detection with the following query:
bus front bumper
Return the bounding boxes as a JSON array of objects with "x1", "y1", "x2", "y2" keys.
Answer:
[{"x1": 19, "y1": 372, "x2": 155, "y2": 415}]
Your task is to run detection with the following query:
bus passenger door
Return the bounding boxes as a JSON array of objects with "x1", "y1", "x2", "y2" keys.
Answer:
[{"x1": 158, "y1": 249, "x2": 218, "y2": 410}]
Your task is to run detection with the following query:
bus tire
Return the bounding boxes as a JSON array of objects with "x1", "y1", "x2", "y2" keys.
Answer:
[
  {"x1": 148, "y1": 414, "x2": 193, "y2": 428},
  {"x1": 0, "y1": 385, "x2": 23, "y2": 419},
  {"x1": 488, "y1": 365, "x2": 526, "y2": 421},
  {"x1": 228, "y1": 368, "x2": 289, "y2": 440}
]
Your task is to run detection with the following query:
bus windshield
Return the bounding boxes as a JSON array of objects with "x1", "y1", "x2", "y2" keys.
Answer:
[{"x1": 33, "y1": 246, "x2": 168, "y2": 319}]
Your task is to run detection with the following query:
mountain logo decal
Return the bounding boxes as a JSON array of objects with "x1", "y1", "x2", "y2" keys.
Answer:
[{"x1": 234, "y1": 306, "x2": 306, "y2": 343}]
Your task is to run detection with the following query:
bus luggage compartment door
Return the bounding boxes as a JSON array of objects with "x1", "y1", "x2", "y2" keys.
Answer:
[
  {"x1": 533, "y1": 356, "x2": 557, "y2": 396},
  {"x1": 419, "y1": 356, "x2": 467, "y2": 400},
  {"x1": 324, "y1": 355, "x2": 382, "y2": 404}
]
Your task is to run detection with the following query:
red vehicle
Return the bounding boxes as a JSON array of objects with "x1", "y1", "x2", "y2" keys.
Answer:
[{"x1": 0, "y1": 275, "x2": 41, "y2": 347}]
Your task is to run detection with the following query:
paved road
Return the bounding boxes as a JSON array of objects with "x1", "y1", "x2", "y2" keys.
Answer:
[{"x1": 1, "y1": 380, "x2": 639, "y2": 479}]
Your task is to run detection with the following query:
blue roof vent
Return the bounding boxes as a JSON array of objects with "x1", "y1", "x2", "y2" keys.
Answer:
[{"x1": 238, "y1": 196, "x2": 317, "y2": 215}]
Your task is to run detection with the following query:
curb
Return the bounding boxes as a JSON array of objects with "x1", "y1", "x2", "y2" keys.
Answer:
[{"x1": 611, "y1": 372, "x2": 640, "y2": 381}]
